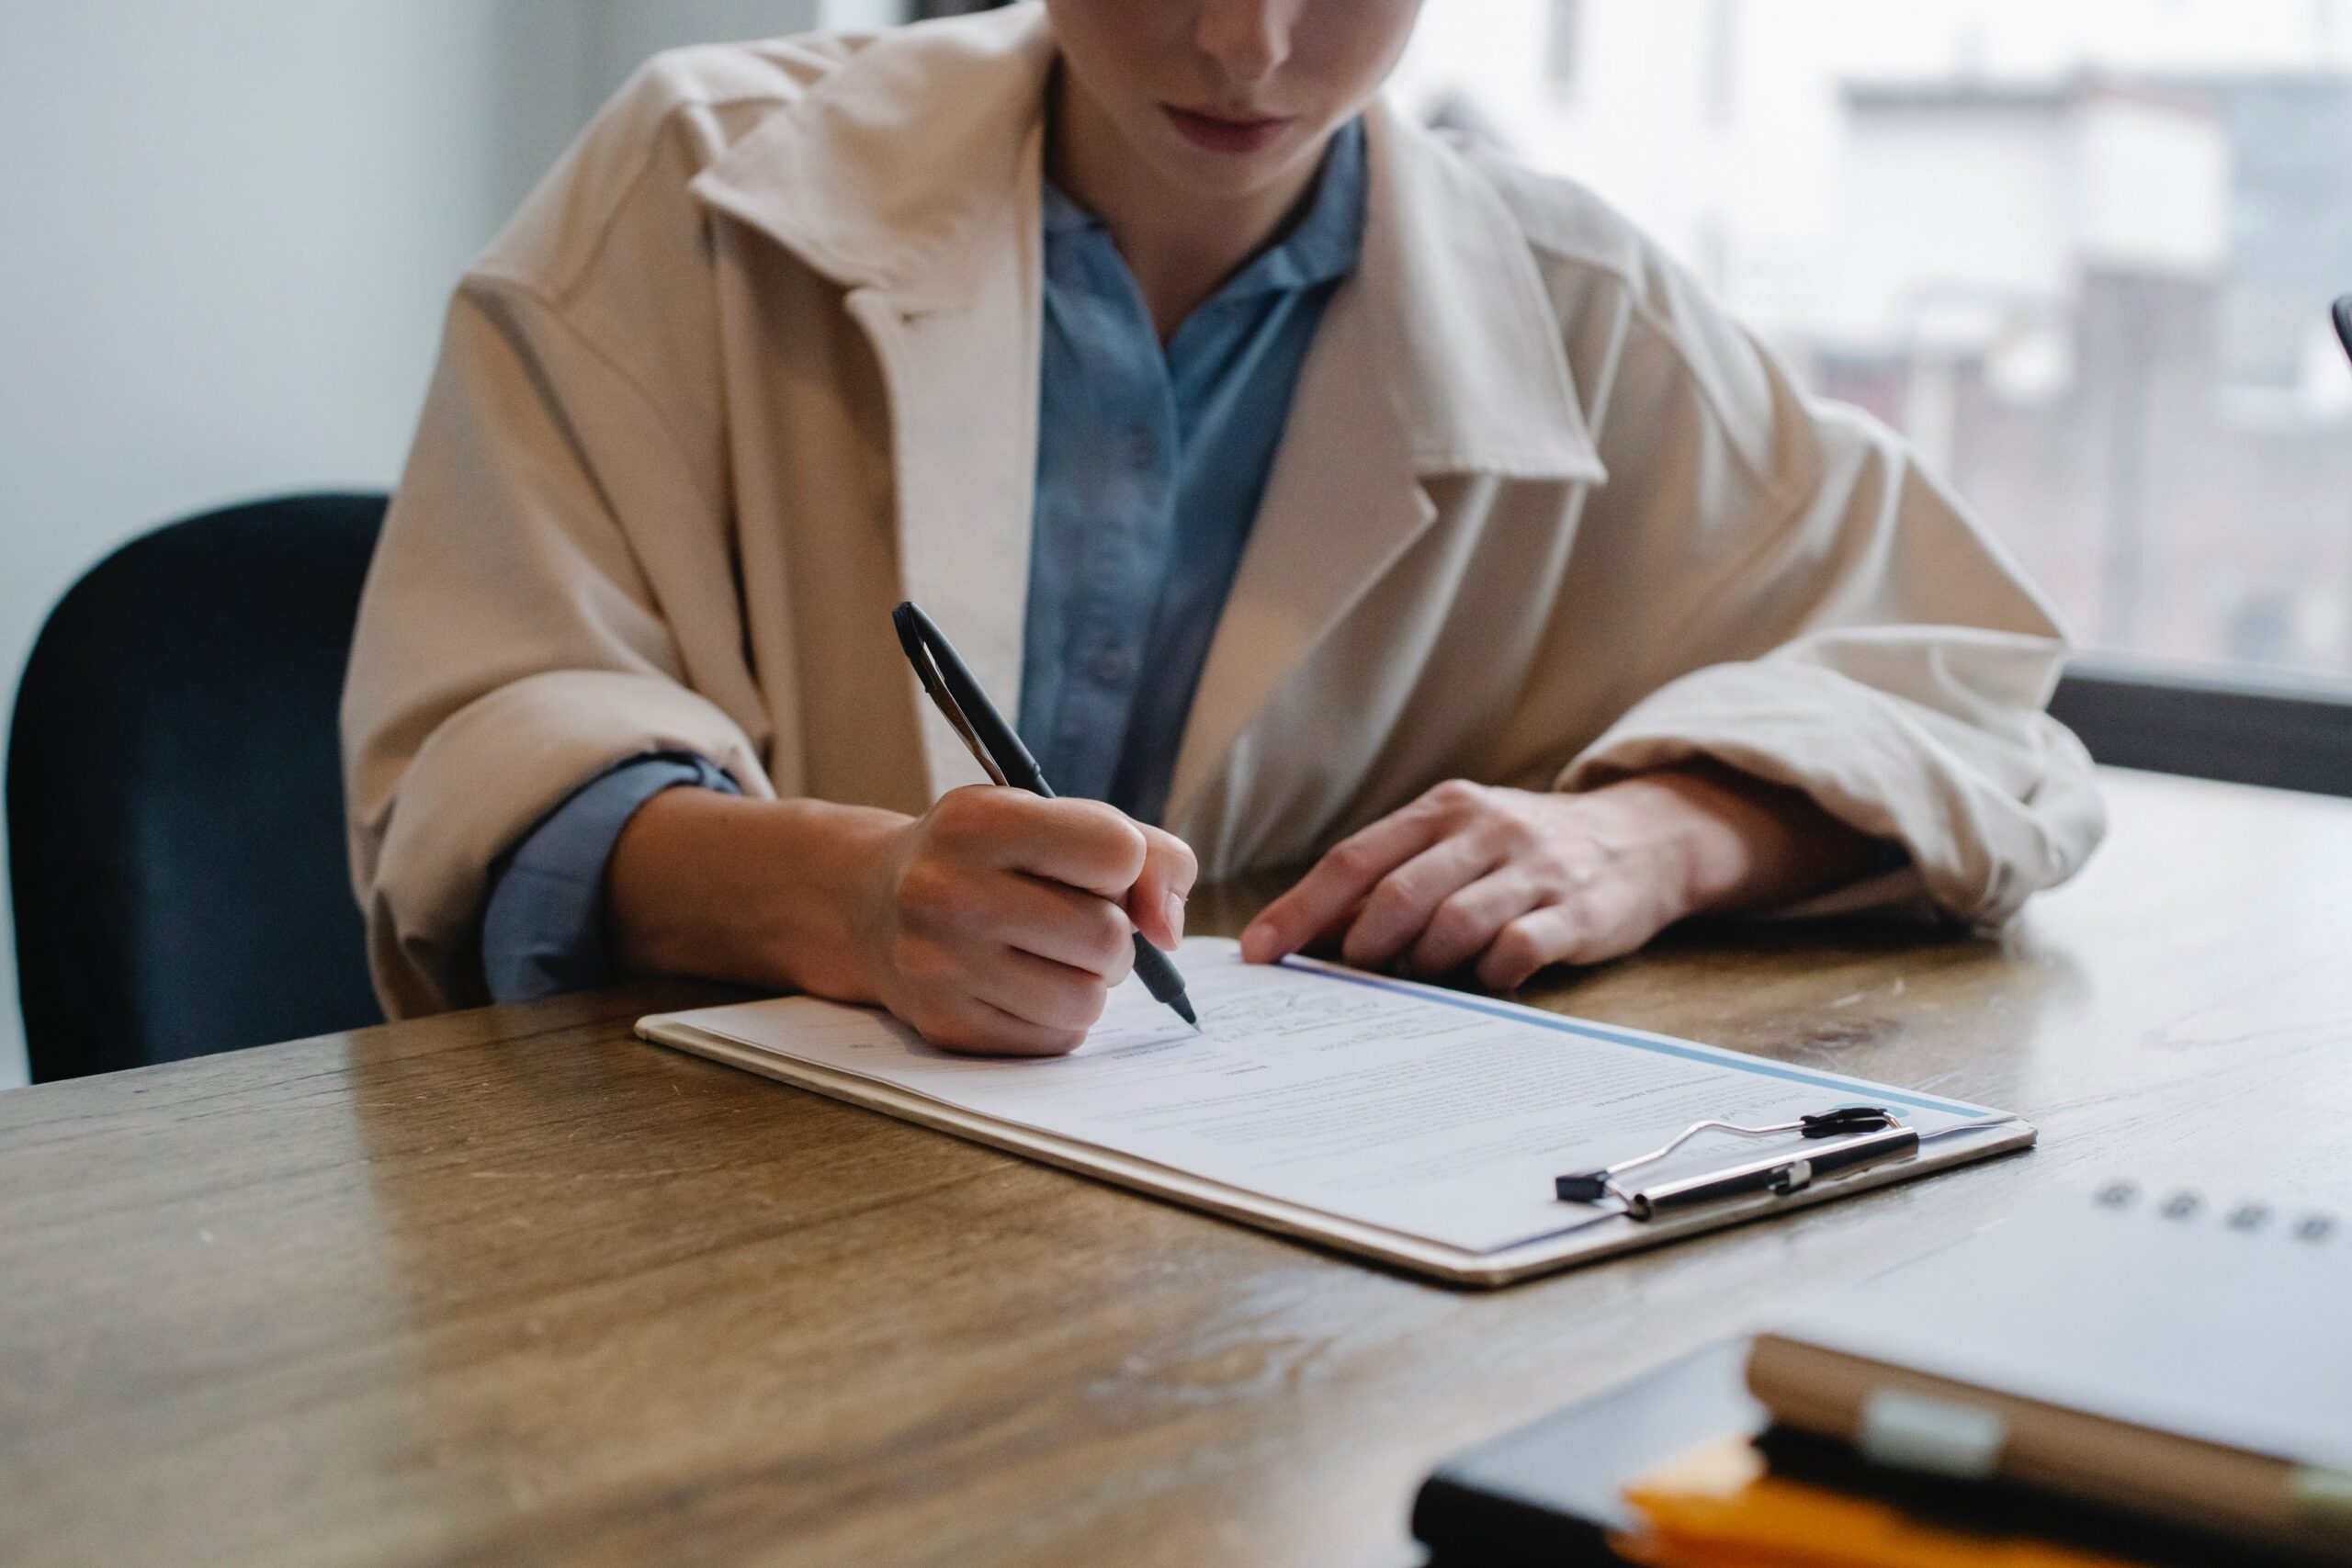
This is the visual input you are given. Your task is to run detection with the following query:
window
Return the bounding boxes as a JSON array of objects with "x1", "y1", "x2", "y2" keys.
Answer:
[{"x1": 1394, "y1": 0, "x2": 2352, "y2": 684}]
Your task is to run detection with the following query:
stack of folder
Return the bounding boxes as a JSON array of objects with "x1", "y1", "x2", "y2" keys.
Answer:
[
  {"x1": 1614, "y1": 1434, "x2": 2141, "y2": 1567},
  {"x1": 1416, "y1": 1187, "x2": 2352, "y2": 1567}
]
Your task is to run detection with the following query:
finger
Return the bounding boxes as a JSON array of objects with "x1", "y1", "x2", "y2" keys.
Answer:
[
  {"x1": 969, "y1": 945, "x2": 1114, "y2": 1037},
  {"x1": 1014, "y1": 797, "x2": 1148, "y2": 897},
  {"x1": 936, "y1": 789, "x2": 1148, "y2": 897},
  {"x1": 1240, "y1": 809, "x2": 1447, "y2": 963},
  {"x1": 916, "y1": 996, "x2": 1090, "y2": 1058},
  {"x1": 1340, "y1": 832, "x2": 1503, "y2": 970},
  {"x1": 1406, "y1": 871, "x2": 1545, "y2": 977},
  {"x1": 1474, "y1": 906, "x2": 1589, "y2": 993},
  {"x1": 1125, "y1": 825, "x2": 1199, "y2": 951},
  {"x1": 990, "y1": 874, "x2": 1137, "y2": 982}
]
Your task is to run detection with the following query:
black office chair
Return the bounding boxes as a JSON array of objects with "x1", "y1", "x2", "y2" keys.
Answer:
[{"x1": 8, "y1": 492, "x2": 388, "y2": 1082}]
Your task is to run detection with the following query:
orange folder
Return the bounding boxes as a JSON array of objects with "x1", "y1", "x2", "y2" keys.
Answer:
[{"x1": 1610, "y1": 1437, "x2": 2141, "y2": 1568}]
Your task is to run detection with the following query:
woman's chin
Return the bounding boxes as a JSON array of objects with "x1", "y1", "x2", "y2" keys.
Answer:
[{"x1": 1137, "y1": 130, "x2": 1325, "y2": 204}]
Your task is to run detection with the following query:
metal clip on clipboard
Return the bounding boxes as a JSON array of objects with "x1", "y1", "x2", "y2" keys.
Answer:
[{"x1": 1554, "y1": 1106, "x2": 1920, "y2": 1221}]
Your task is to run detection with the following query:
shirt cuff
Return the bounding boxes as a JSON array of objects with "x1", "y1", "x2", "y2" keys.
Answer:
[{"x1": 480, "y1": 752, "x2": 741, "y2": 1004}]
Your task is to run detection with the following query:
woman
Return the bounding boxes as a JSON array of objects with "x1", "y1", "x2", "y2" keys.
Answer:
[{"x1": 342, "y1": 0, "x2": 2104, "y2": 1054}]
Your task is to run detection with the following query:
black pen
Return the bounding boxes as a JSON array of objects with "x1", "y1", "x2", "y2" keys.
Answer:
[{"x1": 892, "y1": 601, "x2": 1200, "y2": 1032}]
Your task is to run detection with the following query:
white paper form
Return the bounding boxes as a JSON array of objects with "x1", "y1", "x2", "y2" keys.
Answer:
[{"x1": 667, "y1": 939, "x2": 2006, "y2": 1256}]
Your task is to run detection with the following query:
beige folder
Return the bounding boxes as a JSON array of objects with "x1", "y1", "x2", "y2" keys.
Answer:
[{"x1": 1748, "y1": 1190, "x2": 2352, "y2": 1554}]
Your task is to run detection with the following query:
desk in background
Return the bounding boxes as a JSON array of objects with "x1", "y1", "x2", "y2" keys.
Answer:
[{"x1": 4, "y1": 768, "x2": 2349, "y2": 1568}]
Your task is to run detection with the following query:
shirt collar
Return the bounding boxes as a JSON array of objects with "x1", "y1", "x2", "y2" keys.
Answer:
[
  {"x1": 1040, "y1": 117, "x2": 1367, "y2": 300},
  {"x1": 1038, "y1": 177, "x2": 1093, "y2": 237}
]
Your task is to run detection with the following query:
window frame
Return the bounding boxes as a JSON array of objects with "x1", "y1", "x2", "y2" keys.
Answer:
[{"x1": 2052, "y1": 654, "x2": 2352, "y2": 798}]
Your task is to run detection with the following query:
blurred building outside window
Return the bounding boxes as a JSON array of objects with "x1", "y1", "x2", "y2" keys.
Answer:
[
  {"x1": 1395, "y1": 0, "x2": 2352, "y2": 684},
  {"x1": 1546, "y1": 0, "x2": 1588, "y2": 101}
]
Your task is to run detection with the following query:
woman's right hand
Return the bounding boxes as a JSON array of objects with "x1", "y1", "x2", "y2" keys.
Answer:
[
  {"x1": 854, "y1": 787, "x2": 1196, "y2": 1055},
  {"x1": 607, "y1": 785, "x2": 1195, "y2": 1057}
]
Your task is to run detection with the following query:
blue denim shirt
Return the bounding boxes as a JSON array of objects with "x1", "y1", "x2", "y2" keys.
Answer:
[
  {"x1": 481, "y1": 120, "x2": 1368, "y2": 1003},
  {"x1": 1018, "y1": 118, "x2": 1364, "y2": 821}
]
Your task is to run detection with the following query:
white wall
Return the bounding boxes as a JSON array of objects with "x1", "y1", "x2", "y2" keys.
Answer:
[{"x1": 0, "y1": 0, "x2": 852, "y2": 1089}]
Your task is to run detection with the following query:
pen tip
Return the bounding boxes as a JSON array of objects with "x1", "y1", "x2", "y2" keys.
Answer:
[{"x1": 1173, "y1": 995, "x2": 1200, "y2": 1031}]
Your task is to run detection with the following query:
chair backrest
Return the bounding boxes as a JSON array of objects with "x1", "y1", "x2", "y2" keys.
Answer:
[{"x1": 8, "y1": 493, "x2": 388, "y2": 1081}]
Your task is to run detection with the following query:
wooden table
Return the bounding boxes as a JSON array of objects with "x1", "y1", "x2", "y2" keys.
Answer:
[{"x1": 5, "y1": 768, "x2": 2350, "y2": 1568}]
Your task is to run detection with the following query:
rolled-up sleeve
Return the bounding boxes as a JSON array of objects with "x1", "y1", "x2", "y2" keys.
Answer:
[
  {"x1": 481, "y1": 753, "x2": 741, "y2": 1003},
  {"x1": 341, "y1": 273, "x2": 775, "y2": 1019},
  {"x1": 1552, "y1": 265, "x2": 2105, "y2": 928}
]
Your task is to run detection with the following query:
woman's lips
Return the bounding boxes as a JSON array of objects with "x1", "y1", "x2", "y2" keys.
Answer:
[{"x1": 1163, "y1": 105, "x2": 1293, "y2": 155}]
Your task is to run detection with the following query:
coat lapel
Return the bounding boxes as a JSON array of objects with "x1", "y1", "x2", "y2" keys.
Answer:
[
  {"x1": 838, "y1": 183, "x2": 1045, "y2": 800},
  {"x1": 693, "y1": 6, "x2": 1055, "y2": 799},
  {"x1": 1162, "y1": 105, "x2": 1609, "y2": 830}
]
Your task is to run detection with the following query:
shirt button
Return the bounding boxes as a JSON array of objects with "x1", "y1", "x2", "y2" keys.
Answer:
[
  {"x1": 1092, "y1": 647, "x2": 1134, "y2": 684},
  {"x1": 1125, "y1": 428, "x2": 1158, "y2": 469}
]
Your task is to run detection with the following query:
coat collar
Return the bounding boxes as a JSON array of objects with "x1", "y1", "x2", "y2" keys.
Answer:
[
  {"x1": 694, "y1": 4, "x2": 1057, "y2": 311},
  {"x1": 692, "y1": 3, "x2": 1608, "y2": 824},
  {"x1": 692, "y1": 3, "x2": 1604, "y2": 480}
]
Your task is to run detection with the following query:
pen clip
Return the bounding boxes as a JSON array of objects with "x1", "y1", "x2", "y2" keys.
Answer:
[
  {"x1": 894, "y1": 605, "x2": 1011, "y2": 787},
  {"x1": 892, "y1": 599, "x2": 1052, "y2": 795},
  {"x1": 907, "y1": 638, "x2": 1010, "y2": 787}
]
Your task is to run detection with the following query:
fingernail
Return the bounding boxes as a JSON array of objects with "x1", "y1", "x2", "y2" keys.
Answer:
[{"x1": 1164, "y1": 890, "x2": 1186, "y2": 945}]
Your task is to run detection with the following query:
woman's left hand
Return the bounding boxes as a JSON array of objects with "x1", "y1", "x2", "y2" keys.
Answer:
[{"x1": 1238, "y1": 769, "x2": 1876, "y2": 991}]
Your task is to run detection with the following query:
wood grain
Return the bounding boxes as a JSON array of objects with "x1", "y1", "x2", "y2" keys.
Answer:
[{"x1": 4, "y1": 768, "x2": 2349, "y2": 1568}]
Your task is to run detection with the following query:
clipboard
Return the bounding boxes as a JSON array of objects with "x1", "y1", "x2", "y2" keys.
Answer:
[{"x1": 639, "y1": 947, "x2": 2034, "y2": 1289}]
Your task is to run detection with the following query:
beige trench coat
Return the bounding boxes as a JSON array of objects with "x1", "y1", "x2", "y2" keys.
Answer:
[{"x1": 342, "y1": 3, "x2": 2105, "y2": 1019}]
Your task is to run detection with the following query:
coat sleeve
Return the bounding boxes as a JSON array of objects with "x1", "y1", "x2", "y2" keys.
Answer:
[
  {"x1": 1551, "y1": 265, "x2": 2105, "y2": 927},
  {"x1": 340, "y1": 51, "x2": 877, "y2": 1017},
  {"x1": 341, "y1": 275, "x2": 775, "y2": 1019}
]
